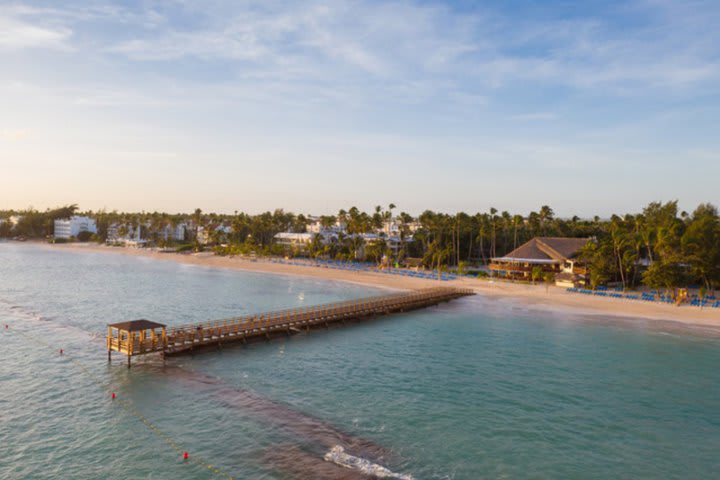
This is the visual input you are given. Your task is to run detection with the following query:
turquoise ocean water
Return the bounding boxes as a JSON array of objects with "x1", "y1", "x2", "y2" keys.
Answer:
[{"x1": 1, "y1": 243, "x2": 719, "y2": 479}]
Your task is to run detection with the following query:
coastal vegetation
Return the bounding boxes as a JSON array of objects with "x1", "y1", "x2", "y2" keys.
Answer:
[{"x1": 2, "y1": 201, "x2": 718, "y2": 291}]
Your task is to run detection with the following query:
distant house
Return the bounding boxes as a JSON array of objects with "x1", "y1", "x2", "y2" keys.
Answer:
[
  {"x1": 106, "y1": 222, "x2": 148, "y2": 247},
  {"x1": 490, "y1": 237, "x2": 592, "y2": 287},
  {"x1": 382, "y1": 220, "x2": 400, "y2": 236},
  {"x1": 196, "y1": 226, "x2": 210, "y2": 245},
  {"x1": 196, "y1": 224, "x2": 232, "y2": 245},
  {"x1": 54, "y1": 216, "x2": 97, "y2": 239},
  {"x1": 305, "y1": 217, "x2": 324, "y2": 234},
  {"x1": 159, "y1": 223, "x2": 186, "y2": 242},
  {"x1": 274, "y1": 232, "x2": 321, "y2": 251},
  {"x1": 360, "y1": 233, "x2": 406, "y2": 257},
  {"x1": 306, "y1": 217, "x2": 345, "y2": 236}
]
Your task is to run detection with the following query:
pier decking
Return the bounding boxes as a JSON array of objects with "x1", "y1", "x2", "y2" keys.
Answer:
[{"x1": 107, "y1": 287, "x2": 474, "y2": 365}]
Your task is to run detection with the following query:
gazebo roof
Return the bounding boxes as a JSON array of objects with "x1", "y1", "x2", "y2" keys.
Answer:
[{"x1": 108, "y1": 319, "x2": 166, "y2": 331}]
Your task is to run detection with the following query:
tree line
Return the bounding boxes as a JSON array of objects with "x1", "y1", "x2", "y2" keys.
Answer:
[
  {"x1": 2, "y1": 201, "x2": 718, "y2": 290},
  {"x1": 580, "y1": 201, "x2": 720, "y2": 292}
]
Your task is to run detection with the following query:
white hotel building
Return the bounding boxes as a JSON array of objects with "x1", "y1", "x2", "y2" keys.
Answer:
[{"x1": 54, "y1": 216, "x2": 98, "y2": 239}]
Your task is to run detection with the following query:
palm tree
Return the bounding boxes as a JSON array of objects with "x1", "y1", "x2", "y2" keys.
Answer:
[
  {"x1": 539, "y1": 205, "x2": 554, "y2": 236},
  {"x1": 489, "y1": 207, "x2": 498, "y2": 259},
  {"x1": 476, "y1": 214, "x2": 490, "y2": 265},
  {"x1": 337, "y1": 209, "x2": 348, "y2": 230},
  {"x1": 192, "y1": 208, "x2": 202, "y2": 241},
  {"x1": 501, "y1": 211, "x2": 511, "y2": 255},
  {"x1": 512, "y1": 214, "x2": 524, "y2": 251},
  {"x1": 320, "y1": 215, "x2": 336, "y2": 230},
  {"x1": 382, "y1": 203, "x2": 396, "y2": 233},
  {"x1": 397, "y1": 211, "x2": 413, "y2": 261},
  {"x1": 373, "y1": 205, "x2": 383, "y2": 230}
]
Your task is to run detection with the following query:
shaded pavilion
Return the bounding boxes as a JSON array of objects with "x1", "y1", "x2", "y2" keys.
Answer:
[
  {"x1": 489, "y1": 237, "x2": 592, "y2": 286},
  {"x1": 107, "y1": 319, "x2": 167, "y2": 367}
]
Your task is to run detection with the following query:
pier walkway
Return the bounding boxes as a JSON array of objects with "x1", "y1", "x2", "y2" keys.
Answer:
[{"x1": 107, "y1": 287, "x2": 474, "y2": 365}]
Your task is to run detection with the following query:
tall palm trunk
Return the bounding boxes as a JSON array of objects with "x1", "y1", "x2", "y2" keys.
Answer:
[
  {"x1": 457, "y1": 221, "x2": 461, "y2": 265},
  {"x1": 451, "y1": 228, "x2": 456, "y2": 267},
  {"x1": 615, "y1": 245, "x2": 626, "y2": 289},
  {"x1": 490, "y1": 223, "x2": 496, "y2": 259},
  {"x1": 645, "y1": 239, "x2": 654, "y2": 263},
  {"x1": 479, "y1": 233, "x2": 487, "y2": 265},
  {"x1": 467, "y1": 231, "x2": 473, "y2": 263}
]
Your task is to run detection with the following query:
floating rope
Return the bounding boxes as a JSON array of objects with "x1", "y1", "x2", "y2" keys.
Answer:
[{"x1": 5, "y1": 325, "x2": 235, "y2": 480}]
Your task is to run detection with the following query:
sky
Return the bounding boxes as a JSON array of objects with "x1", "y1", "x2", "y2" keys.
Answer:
[{"x1": 1, "y1": 0, "x2": 719, "y2": 218}]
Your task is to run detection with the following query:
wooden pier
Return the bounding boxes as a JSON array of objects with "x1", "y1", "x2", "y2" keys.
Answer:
[{"x1": 107, "y1": 287, "x2": 474, "y2": 365}]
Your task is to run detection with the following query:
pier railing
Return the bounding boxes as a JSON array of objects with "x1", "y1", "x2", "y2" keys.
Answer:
[{"x1": 109, "y1": 287, "x2": 474, "y2": 358}]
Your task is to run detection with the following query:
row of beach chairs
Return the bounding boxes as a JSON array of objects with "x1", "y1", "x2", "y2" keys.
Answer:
[
  {"x1": 566, "y1": 287, "x2": 720, "y2": 308},
  {"x1": 269, "y1": 258, "x2": 371, "y2": 273},
  {"x1": 267, "y1": 258, "x2": 458, "y2": 281},
  {"x1": 377, "y1": 268, "x2": 456, "y2": 281}
]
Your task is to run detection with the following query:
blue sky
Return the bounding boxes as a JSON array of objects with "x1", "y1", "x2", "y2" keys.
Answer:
[{"x1": 1, "y1": 0, "x2": 718, "y2": 217}]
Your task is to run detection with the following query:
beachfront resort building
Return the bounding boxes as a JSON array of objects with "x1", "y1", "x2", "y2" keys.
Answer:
[
  {"x1": 106, "y1": 221, "x2": 186, "y2": 247},
  {"x1": 274, "y1": 232, "x2": 318, "y2": 251},
  {"x1": 54, "y1": 216, "x2": 97, "y2": 239},
  {"x1": 305, "y1": 216, "x2": 346, "y2": 236},
  {"x1": 106, "y1": 222, "x2": 152, "y2": 247},
  {"x1": 159, "y1": 223, "x2": 186, "y2": 242},
  {"x1": 196, "y1": 223, "x2": 232, "y2": 245},
  {"x1": 490, "y1": 237, "x2": 592, "y2": 287},
  {"x1": 274, "y1": 216, "x2": 414, "y2": 260},
  {"x1": 360, "y1": 233, "x2": 406, "y2": 257}
]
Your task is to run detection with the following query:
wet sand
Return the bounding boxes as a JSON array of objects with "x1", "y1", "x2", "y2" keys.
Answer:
[{"x1": 47, "y1": 242, "x2": 720, "y2": 329}]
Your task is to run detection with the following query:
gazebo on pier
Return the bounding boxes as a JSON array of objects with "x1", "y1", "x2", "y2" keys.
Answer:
[{"x1": 107, "y1": 319, "x2": 167, "y2": 367}]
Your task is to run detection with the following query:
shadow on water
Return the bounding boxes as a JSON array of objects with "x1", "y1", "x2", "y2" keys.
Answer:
[{"x1": 161, "y1": 365, "x2": 393, "y2": 463}]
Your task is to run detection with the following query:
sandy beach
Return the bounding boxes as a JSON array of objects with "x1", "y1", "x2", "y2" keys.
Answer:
[{"x1": 43, "y1": 242, "x2": 720, "y2": 330}]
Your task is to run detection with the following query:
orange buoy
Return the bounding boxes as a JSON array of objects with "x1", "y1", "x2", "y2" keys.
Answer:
[{"x1": 183, "y1": 451, "x2": 189, "y2": 460}]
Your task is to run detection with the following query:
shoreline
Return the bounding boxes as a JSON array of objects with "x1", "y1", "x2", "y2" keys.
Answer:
[{"x1": 21, "y1": 241, "x2": 720, "y2": 331}]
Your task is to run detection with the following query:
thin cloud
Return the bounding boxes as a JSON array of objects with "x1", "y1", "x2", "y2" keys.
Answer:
[
  {"x1": 510, "y1": 113, "x2": 558, "y2": 121},
  {"x1": 6, "y1": 0, "x2": 720, "y2": 99},
  {"x1": 0, "y1": 15, "x2": 73, "y2": 51}
]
